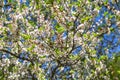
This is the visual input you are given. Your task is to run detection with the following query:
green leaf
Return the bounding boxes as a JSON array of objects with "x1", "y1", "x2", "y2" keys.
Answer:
[
  {"x1": 83, "y1": 34, "x2": 88, "y2": 38},
  {"x1": 8, "y1": 0, "x2": 12, "y2": 2},
  {"x1": 96, "y1": 6, "x2": 101, "y2": 10},
  {"x1": 28, "y1": 21, "x2": 36, "y2": 27},
  {"x1": 70, "y1": 70, "x2": 75, "y2": 73},
  {"x1": 90, "y1": 50, "x2": 96, "y2": 54},
  {"x1": 104, "y1": 11, "x2": 108, "y2": 16},
  {"x1": 81, "y1": 16, "x2": 92, "y2": 23},
  {"x1": 0, "y1": 69, "x2": 3, "y2": 76},
  {"x1": 103, "y1": 0, "x2": 108, "y2": 5},
  {"x1": 67, "y1": 22, "x2": 73, "y2": 27},
  {"x1": 100, "y1": 55, "x2": 107, "y2": 60},
  {"x1": 8, "y1": 64, "x2": 15, "y2": 72},
  {"x1": 45, "y1": 0, "x2": 54, "y2": 4},
  {"x1": 20, "y1": 33, "x2": 31, "y2": 40},
  {"x1": 69, "y1": 55, "x2": 79, "y2": 60},
  {"x1": 13, "y1": 66, "x2": 18, "y2": 72},
  {"x1": 108, "y1": 14, "x2": 115, "y2": 19},
  {"x1": 55, "y1": 48, "x2": 63, "y2": 56},
  {"x1": 117, "y1": 71, "x2": 120, "y2": 74},
  {"x1": 55, "y1": 24, "x2": 65, "y2": 33},
  {"x1": 92, "y1": 32, "x2": 98, "y2": 37},
  {"x1": 38, "y1": 26, "x2": 45, "y2": 31},
  {"x1": 20, "y1": 4, "x2": 26, "y2": 12},
  {"x1": 110, "y1": 27, "x2": 114, "y2": 31},
  {"x1": 59, "y1": 6, "x2": 64, "y2": 11},
  {"x1": 39, "y1": 55, "x2": 46, "y2": 58},
  {"x1": 27, "y1": 44, "x2": 35, "y2": 51},
  {"x1": 35, "y1": 0, "x2": 40, "y2": 9}
]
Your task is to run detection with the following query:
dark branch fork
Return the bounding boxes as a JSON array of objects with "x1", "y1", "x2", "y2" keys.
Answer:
[
  {"x1": 66, "y1": 12, "x2": 80, "y2": 56},
  {"x1": 49, "y1": 13, "x2": 81, "y2": 79}
]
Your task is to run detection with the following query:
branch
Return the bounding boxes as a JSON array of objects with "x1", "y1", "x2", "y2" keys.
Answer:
[
  {"x1": 50, "y1": 64, "x2": 59, "y2": 80},
  {"x1": 67, "y1": 13, "x2": 80, "y2": 55},
  {"x1": 0, "y1": 49, "x2": 34, "y2": 65}
]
